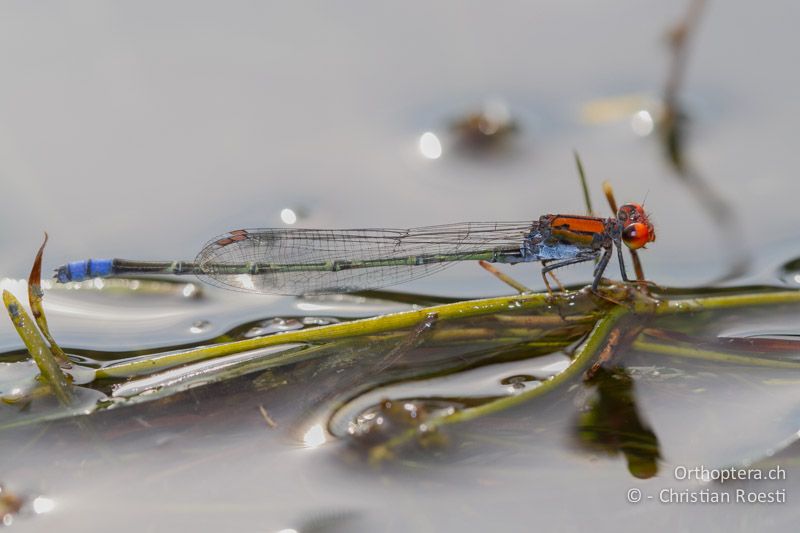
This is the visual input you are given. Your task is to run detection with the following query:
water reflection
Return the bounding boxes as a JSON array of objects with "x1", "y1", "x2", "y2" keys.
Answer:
[
  {"x1": 281, "y1": 208, "x2": 298, "y2": 225},
  {"x1": 4, "y1": 277, "x2": 202, "y2": 299},
  {"x1": 303, "y1": 423, "x2": 328, "y2": 448},
  {"x1": 31, "y1": 496, "x2": 55, "y2": 514},
  {"x1": 189, "y1": 320, "x2": 211, "y2": 334},
  {"x1": 575, "y1": 367, "x2": 661, "y2": 479},
  {"x1": 418, "y1": 131, "x2": 442, "y2": 159},
  {"x1": 235, "y1": 274, "x2": 257, "y2": 291},
  {"x1": 630, "y1": 109, "x2": 655, "y2": 137}
]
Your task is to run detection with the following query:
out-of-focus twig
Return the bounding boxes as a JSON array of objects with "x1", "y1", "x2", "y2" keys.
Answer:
[
  {"x1": 574, "y1": 151, "x2": 594, "y2": 217},
  {"x1": 661, "y1": 0, "x2": 750, "y2": 281}
]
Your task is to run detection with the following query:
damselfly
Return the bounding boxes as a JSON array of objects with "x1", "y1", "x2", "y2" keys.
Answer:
[{"x1": 55, "y1": 204, "x2": 655, "y2": 295}]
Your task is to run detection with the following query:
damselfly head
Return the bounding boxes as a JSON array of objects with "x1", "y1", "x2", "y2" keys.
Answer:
[{"x1": 617, "y1": 203, "x2": 656, "y2": 250}]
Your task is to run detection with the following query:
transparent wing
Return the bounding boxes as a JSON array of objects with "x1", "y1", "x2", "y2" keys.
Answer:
[{"x1": 194, "y1": 222, "x2": 535, "y2": 295}]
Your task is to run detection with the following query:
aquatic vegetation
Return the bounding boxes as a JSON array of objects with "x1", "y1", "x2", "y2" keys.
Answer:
[
  {"x1": 4, "y1": 233, "x2": 800, "y2": 475},
  {"x1": 3, "y1": 290, "x2": 71, "y2": 406}
]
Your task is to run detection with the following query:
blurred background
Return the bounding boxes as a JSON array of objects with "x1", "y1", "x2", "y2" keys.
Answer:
[{"x1": 2, "y1": 0, "x2": 798, "y2": 296}]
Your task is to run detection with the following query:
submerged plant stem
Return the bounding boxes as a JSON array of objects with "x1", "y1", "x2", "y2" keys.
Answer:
[
  {"x1": 633, "y1": 339, "x2": 800, "y2": 369},
  {"x1": 375, "y1": 306, "x2": 630, "y2": 453}
]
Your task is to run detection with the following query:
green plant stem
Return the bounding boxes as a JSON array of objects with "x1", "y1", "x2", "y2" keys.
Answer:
[
  {"x1": 3, "y1": 290, "x2": 71, "y2": 405},
  {"x1": 95, "y1": 288, "x2": 800, "y2": 379},
  {"x1": 97, "y1": 291, "x2": 598, "y2": 378},
  {"x1": 655, "y1": 290, "x2": 800, "y2": 314}
]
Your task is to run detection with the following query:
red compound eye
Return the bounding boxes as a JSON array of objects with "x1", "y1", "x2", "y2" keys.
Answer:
[{"x1": 622, "y1": 223, "x2": 650, "y2": 250}]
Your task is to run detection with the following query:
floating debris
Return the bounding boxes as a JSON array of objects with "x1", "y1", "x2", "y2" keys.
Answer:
[
  {"x1": 500, "y1": 374, "x2": 537, "y2": 391},
  {"x1": 258, "y1": 404, "x2": 277, "y2": 428},
  {"x1": 0, "y1": 485, "x2": 23, "y2": 526},
  {"x1": 451, "y1": 100, "x2": 518, "y2": 153},
  {"x1": 346, "y1": 398, "x2": 455, "y2": 448}
]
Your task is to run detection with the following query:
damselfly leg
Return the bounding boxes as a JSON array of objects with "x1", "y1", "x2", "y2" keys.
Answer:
[{"x1": 541, "y1": 255, "x2": 598, "y2": 294}]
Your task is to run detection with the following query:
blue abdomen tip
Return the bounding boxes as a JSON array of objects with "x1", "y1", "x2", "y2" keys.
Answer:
[{"x1": 56, "y1": 259, "x2": 114, "y2": 283}]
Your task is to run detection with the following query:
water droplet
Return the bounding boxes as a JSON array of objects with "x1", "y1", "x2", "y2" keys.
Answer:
[
  {"x1": 189, "y1": 320, "x2": 211, "y2": 334},
  {"x1": 301, "y1": 316, "x2": 339, "y2": 326},
  {"x1": 245, "y1": 317, "x2": 304, "y2": 338},
  {"x1": 778, "y1": 258, "x2": 800, "y2": 287},
  {"x1": 65, "y1": 364, "x2": 97, "y2": 385},
  {"x1": 346, "y1": 399, "x2": 458, "y2": 443}
]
